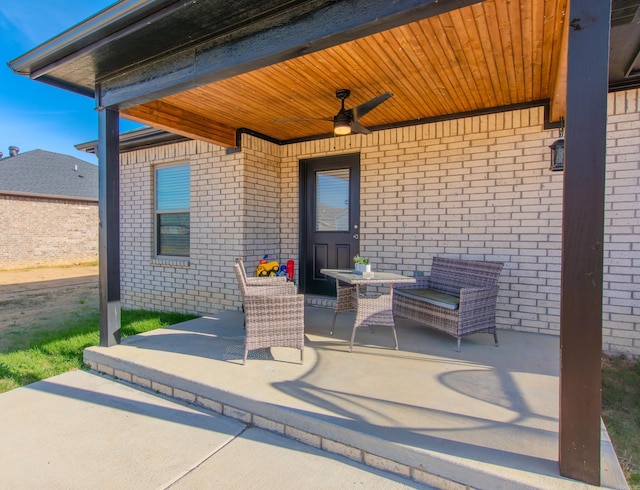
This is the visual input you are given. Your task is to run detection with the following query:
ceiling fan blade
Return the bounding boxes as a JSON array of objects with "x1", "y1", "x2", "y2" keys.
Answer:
[
  {"x1": 351, "y1": 120, "x2": 371, "y2": 135},
  {"x1": 274, "y1": 116, "x2": 333, "y2": 123},
  {"x1": 352, "y1": 92, "x2": 393, "y2": 120}
]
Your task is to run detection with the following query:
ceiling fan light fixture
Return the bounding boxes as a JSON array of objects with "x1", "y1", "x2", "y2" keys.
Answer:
[
  {"x1": 275, "y1": 88, "x2": 392, "y2": 137},
  {"x1": 334, "y1": 112, "x2": 351, "y2": 136}
]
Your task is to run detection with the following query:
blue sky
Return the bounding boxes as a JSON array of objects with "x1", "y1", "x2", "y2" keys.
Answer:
[{"x1": 1, "y1": 1, "x2": 141, "y2": 164}]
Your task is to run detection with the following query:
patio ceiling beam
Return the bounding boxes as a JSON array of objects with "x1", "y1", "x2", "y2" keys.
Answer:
[
  {"x1": 96, "y1": 0, "x2": 483, "y2": 111},
  {"x1": 549, "y1": 0, "x2": 569, "y2": 123},
  {"x1": 122, "y1": 100, "x2": 236, "y2": 148},
  {"x1": 559, "y1": 0, "x2": 610, "y2": 485}
]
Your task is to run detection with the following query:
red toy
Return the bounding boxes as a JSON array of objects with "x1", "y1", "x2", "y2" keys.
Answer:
[{"x1": 286, "y1": 260, "x2": 295, "y2": 281}]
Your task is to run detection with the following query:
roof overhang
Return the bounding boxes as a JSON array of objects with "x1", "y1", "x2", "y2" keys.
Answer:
[
  {"x1": 9, "y1": 0, "x2": 640, "y2": 149},
  {"x1": 75, "y1": 125, "x2": 190, "y2": 154}
]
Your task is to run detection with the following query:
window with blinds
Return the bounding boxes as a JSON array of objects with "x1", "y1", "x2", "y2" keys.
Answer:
[
  {"x1": 155, "y1": 164, "x2": 190, "y2": 257},
  {"x1": 316, "y1": 168, "x2": 350, "y2": 232}
]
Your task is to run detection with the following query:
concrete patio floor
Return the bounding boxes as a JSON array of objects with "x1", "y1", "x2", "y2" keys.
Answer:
[{"x1": 84, "y1": 303, "x2": 627, "y2": 489}]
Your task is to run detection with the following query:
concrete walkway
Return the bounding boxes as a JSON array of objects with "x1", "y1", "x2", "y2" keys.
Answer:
[
  {"x1": 81, "y1": 306, "x2": 628, "y2": 490},
  {"x1": 0, "y1": 370, "x2": 430, "y2": 489},
  {"x1": 0, "y1": 303, "x2": 628, "y2": 489}
]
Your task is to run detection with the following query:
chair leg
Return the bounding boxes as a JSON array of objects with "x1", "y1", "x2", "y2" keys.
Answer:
[
  {"x1": 493, "y1": 332, "x2": 499, "y2": 347},
  {"x1": 243, "y1": 347, "x2": 248, "y2": 365},
  {"x1": 300, "y1": 348, "x2": 304, "y2": 364},
  {"x1": 456, "y1": 338, "x2": 461, "y2": 352},
  {"x1": 391, "y1": 324, "x2": 399, "y2": 350}
]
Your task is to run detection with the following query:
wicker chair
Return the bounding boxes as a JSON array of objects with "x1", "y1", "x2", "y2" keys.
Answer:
[
  {"x1": 233, "y1": 263, "x2": 304, "y2": 364},
  {"x1": 393, "y1": 257, "x2": 504, "y2": 351}
]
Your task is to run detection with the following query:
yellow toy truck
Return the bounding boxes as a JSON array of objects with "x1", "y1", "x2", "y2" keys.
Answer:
[{"x1": 256, "y1": 260, "x2": 280, "y2": 277}]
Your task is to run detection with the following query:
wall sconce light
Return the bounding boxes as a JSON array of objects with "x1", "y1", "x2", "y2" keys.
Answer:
[{"x1": 549, "y1": 117, "x2": 564, "y2": 172}]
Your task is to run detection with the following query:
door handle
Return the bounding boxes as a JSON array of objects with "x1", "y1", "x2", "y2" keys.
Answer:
[{"x1": 353, "y1": 234, "x2": 359, "y2": 240}]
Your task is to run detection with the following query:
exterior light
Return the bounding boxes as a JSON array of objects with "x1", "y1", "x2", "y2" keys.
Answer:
[
  {"x1": 333, "y1": 112, "x2": 352, "y2": 136},
  {"x1": 549, "y1": 117, "x2": 564, "y2": 172}
]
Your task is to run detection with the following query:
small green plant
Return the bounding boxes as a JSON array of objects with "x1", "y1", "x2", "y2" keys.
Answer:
[{"x1": 353, "y1": 255, "x2": 370, "y2": 265}]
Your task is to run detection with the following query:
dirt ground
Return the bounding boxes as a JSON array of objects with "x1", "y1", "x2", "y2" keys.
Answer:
[{"x1": 0, "y1": 265, "x2": 99, "y2": 352}]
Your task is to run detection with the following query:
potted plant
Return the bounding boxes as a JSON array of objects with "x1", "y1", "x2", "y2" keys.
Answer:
[{"x1": 353, "y1": 255, "x2": 371, "y2": 274}]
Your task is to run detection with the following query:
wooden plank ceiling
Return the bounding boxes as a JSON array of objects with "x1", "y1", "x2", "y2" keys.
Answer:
[{"x1": 122, "y1": 0, "x2": 568, "y2": 148}]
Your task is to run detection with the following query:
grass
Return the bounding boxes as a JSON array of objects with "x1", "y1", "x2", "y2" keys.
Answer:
[
  {"x1": 0, "y1": 309, "x2": 197, "y2": 394},
  {"x1": 602, "y1": 354, "x2": 640, "y2": 489}
]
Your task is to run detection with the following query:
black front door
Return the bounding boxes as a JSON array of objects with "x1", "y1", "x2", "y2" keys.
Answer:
[{"x1": 299, "y1": 153, "x2": 360, "y2": 295}]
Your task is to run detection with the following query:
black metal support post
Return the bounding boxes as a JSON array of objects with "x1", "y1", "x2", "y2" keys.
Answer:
[
  {"x1": 98, "y1": 107, "x2": 121, "y2": 347},
  {"x1": 559, "y1": 0, "x2": 611, "y2": 485}
]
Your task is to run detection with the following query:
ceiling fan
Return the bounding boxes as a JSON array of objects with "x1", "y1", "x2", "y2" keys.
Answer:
[{"x1": 275, "y1": 89, "x2": 393, "y2": 136}]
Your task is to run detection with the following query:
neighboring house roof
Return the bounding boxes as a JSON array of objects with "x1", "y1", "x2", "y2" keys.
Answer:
[{"x1": 0, "y1": 149, "x2": 98, "y2": 200}]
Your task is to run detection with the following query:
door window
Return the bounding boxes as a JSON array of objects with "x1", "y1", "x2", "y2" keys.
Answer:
[{"x1": 315, "y1": 168, "x2": 350, "y2": 232}]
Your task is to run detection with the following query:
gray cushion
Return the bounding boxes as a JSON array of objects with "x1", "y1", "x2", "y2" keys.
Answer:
[{"x1": 394, "y1": 288, "x2": 460, "y2": 310}]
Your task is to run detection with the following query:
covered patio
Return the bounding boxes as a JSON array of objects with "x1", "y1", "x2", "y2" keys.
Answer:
[
  {"x1": 9, "y1": 0, "x2": 640, "y2": 486},
  {"x1": 84, "y1": 303, "x2": 627, "y2": 489}
]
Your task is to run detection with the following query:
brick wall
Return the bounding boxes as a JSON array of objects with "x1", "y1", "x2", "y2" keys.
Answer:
[
  {"x1": 119, "y1": 90, "x2": 640, "y2": 356},
  {"x1": 280, "y1": 107, "x2": 564, "y2": 338},
  {"x1": 603, "y1": 90, "x2": 640, "y2": 354},
  {"x1": 119, "y1": 139, "x2": 245, "y2": 313},
  {"x1": 0, "y1": 194, "x2": 98, "y2": 270},
  {"x1": 242, "y1": 136, "x2": 282, "y2": 271}
]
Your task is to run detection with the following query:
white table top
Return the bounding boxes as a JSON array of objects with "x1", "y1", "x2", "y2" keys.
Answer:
[{"x1": 320, "y1": 269, "x2": 416, "y2": 285}]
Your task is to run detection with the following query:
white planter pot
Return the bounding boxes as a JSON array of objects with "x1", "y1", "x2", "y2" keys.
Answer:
[{"x1": 354, "y1": 263, "x2": 371, "y2": 274}]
